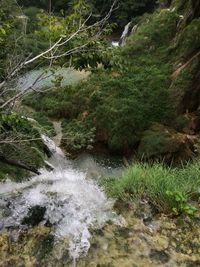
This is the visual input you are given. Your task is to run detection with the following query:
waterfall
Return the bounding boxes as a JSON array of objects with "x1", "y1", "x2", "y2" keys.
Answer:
[
  {"x1": 119, "y1": 22, "x2": 138, "y2": 46},
  {"x1": 131, "y1": 24, "x2": 138, "y2": 34},
  {"x1": 0, "y1": 135, "x2": 124, "y2": 264},
  {"x1": 112, "y1": 41, "x2": 119, "y2": 47},
  {"x1": 119, "y1": 21, "x2": 132, "y2": 46}
]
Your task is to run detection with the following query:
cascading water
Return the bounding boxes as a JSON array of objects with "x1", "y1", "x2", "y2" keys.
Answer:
[
  {"x1": 119, "y1": 22, "x2": 138, "y2": 46},
  {"x1": 119, "y1": 21, "x2": 132, "y2": 46},
  {"x1": 0, "y1": 135, "x2": 124, "y2": 265}
]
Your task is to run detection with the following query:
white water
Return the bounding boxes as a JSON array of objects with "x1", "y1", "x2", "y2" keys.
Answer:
[
  {"x1": 0, "y1": 137, "x2": 124, "y2": 262},
  {"x1": 112, "y1": 41, "x2": 119, "y2": 47},
  {"x1": 120, "y1": 21, "x2": 132, "y2": 46}
]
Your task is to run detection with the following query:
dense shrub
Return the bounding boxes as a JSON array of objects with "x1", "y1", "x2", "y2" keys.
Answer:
[
  {"x1": 61, "y1": 119, "x2": 95, "y2": 153},
  {"x1": 25, "y1": 9, "x2": 179, "y2": 153}
]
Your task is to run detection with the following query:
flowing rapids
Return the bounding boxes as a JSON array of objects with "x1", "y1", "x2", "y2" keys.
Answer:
[{"x1": 0, "y1": 136, "x2": 124, "y2": 262}]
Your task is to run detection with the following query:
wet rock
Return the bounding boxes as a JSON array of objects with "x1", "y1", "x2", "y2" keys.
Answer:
[
  {"x1": 135, "y1": 203, "x2": 154, "y2": 225},
  {"x1": 32, "y1": 233, "x2": 54, "y2": 260},
  {"x1": 97, "y1": 263, "x2": 114, "y2": 267},
  {"x1": 149, "y1": 249, "x2": 170, "y2": 264},
  {"x1": 152, "y1": 235, "x2": 169, "y2": 250},
  {"x1": 186, "y1": 260, "x2": 200, "y2": 267},
  {"x1": 93, "y1": 229, "x2": 105, "y2": 237},
  {"x1": 161, "y1": 221, "x2": 177, "y2": 230},
  {"x1": 22, "y1": 206, "x2": 46, "y2": 227},
  {"x1": 147, "y1": 220, "x2": 161, "y2": 233},
  {"x1": 2, "y1": 206, "x2": 12, "y2": 217},
  {"x1": 116, "y1": 227, "x2": 130, "y2": 238},
  {"x1": 0, "y1": 222, "x2": 4, "y2": 231}
]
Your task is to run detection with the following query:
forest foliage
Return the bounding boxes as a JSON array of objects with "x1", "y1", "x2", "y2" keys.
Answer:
[{"x1": 0, "y1": 0, "x2": 200, "y2": 180}]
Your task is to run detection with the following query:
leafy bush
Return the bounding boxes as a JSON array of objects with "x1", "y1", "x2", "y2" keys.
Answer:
[
  {"x1": 29, "y1": 112, "x2": 56, "y2": 137},
  {"x1": 166, "y1": 190, "x2": 197, "y2": 216},
  {"x1": 24, "y1": 6, "x2": 197, "y2": 157},
  {"x1": 61, "y1": 119, "x2": 95, "y2": 153}
]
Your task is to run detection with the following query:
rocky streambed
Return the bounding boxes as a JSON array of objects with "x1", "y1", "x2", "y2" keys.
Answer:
[
  {"x1": 77, "y1": 202, "x2": 200, "y2": 267},
  {"x1": 1, "y1": 201, "x2": 200, "y2": 267},
  {"x1": 0, "y1": 122, "x2": 200, "y2": 267}
]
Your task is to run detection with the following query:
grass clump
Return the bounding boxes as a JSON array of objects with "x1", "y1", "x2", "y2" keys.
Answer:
[{"x1": 102, "y1": 161, "x2": 200, "y2": 215}]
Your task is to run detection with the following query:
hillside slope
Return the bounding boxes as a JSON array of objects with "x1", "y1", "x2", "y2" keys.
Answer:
[{"x1": 25, "y1": 0, "x2": 200, "y2": 161}]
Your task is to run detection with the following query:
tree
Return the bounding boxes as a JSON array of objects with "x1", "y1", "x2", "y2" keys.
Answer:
[
  {"x1": 0, "y1": 0, "x2": 116, "y2": 175},
  {"x1": 18, "y1": 0, "x2": 157, "y2": 28},
  {"x1": 0, "y1": 0, "x2": 116, "y2": 110}
]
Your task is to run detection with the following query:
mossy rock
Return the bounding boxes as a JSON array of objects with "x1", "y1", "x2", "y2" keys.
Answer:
[
  {"x1": 138, "y1": 123, "x2": 198, "y2": 161},
  {"x1": 0, "y1": 226, "x2": 71, "y2": 267}
]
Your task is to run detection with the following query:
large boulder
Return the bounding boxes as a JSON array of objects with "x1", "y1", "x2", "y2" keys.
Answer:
[{"x1": 138, "y1": 123, "x2": 199, "y2": 162}]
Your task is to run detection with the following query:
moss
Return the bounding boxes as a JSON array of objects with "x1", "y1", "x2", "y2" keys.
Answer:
[
  {"x1": 138, "y1": 123, "x2": 199, "y2": 162},
  {"x1": 175, "y1": 18, "x2": 200, "y2": 60},
  {"x1": 33, "y1": 234, "x2": 54, "y2": 262},
  {"x1": 138, "y1": 124, "x2": 181, "y2": 157},
  {"x1": 171, "y1": 57, "x2": 200, "y2": 113}
]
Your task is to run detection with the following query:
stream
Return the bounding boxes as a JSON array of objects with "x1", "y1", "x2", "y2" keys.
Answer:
[
  {"x1": 0, "y1": 130, "x2": 125, "y2": 266},
  {"x1": 1, "y1": 72, "x2": 200, "y2": 266},
  {"x1": 1, "y1": 133, "x2": 200, "y2": 267}
]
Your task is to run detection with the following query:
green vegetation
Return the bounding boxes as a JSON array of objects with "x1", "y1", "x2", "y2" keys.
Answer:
[
  {"x1": 25, "y1": 9, "x2": 178, "y2": 154},
  {"x1": 175, "y1": 18, "x2": 200, "y2": 59},
  {"x1": 18, "y1": 0, "x2": 157, "y2": 28},
  {"x1": 24, "y1": 4, "x2": 200, "y2": 160},
  {"x1": 0, "y1": 112, "x2": 47, "y2": 180},
  {"x1": 0, "y1": 0, "x2": 200, "y2": 218},
  {"x1": 61, "y1": 119, "x2": 95, "y2": 153},
  {"x1": 0, "y1": 0, "x2": 120, "y2": 178},
  {"x1": 102, "y1": 161, "x2": 200, "y2": 215},
  {"x1": 0, "y1": 162, "x2": 29, "y2": 182},
  {"x1": 18, "y1": 106, "x2": 56, "y2": 137},
  {"x1": 0, "y1": 3, "x2": 200, "y2": 266}
]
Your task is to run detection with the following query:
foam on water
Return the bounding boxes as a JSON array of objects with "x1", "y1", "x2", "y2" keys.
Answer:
[{"x1": 0, "y1": 137, "x2": 124, "y2": 261}]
